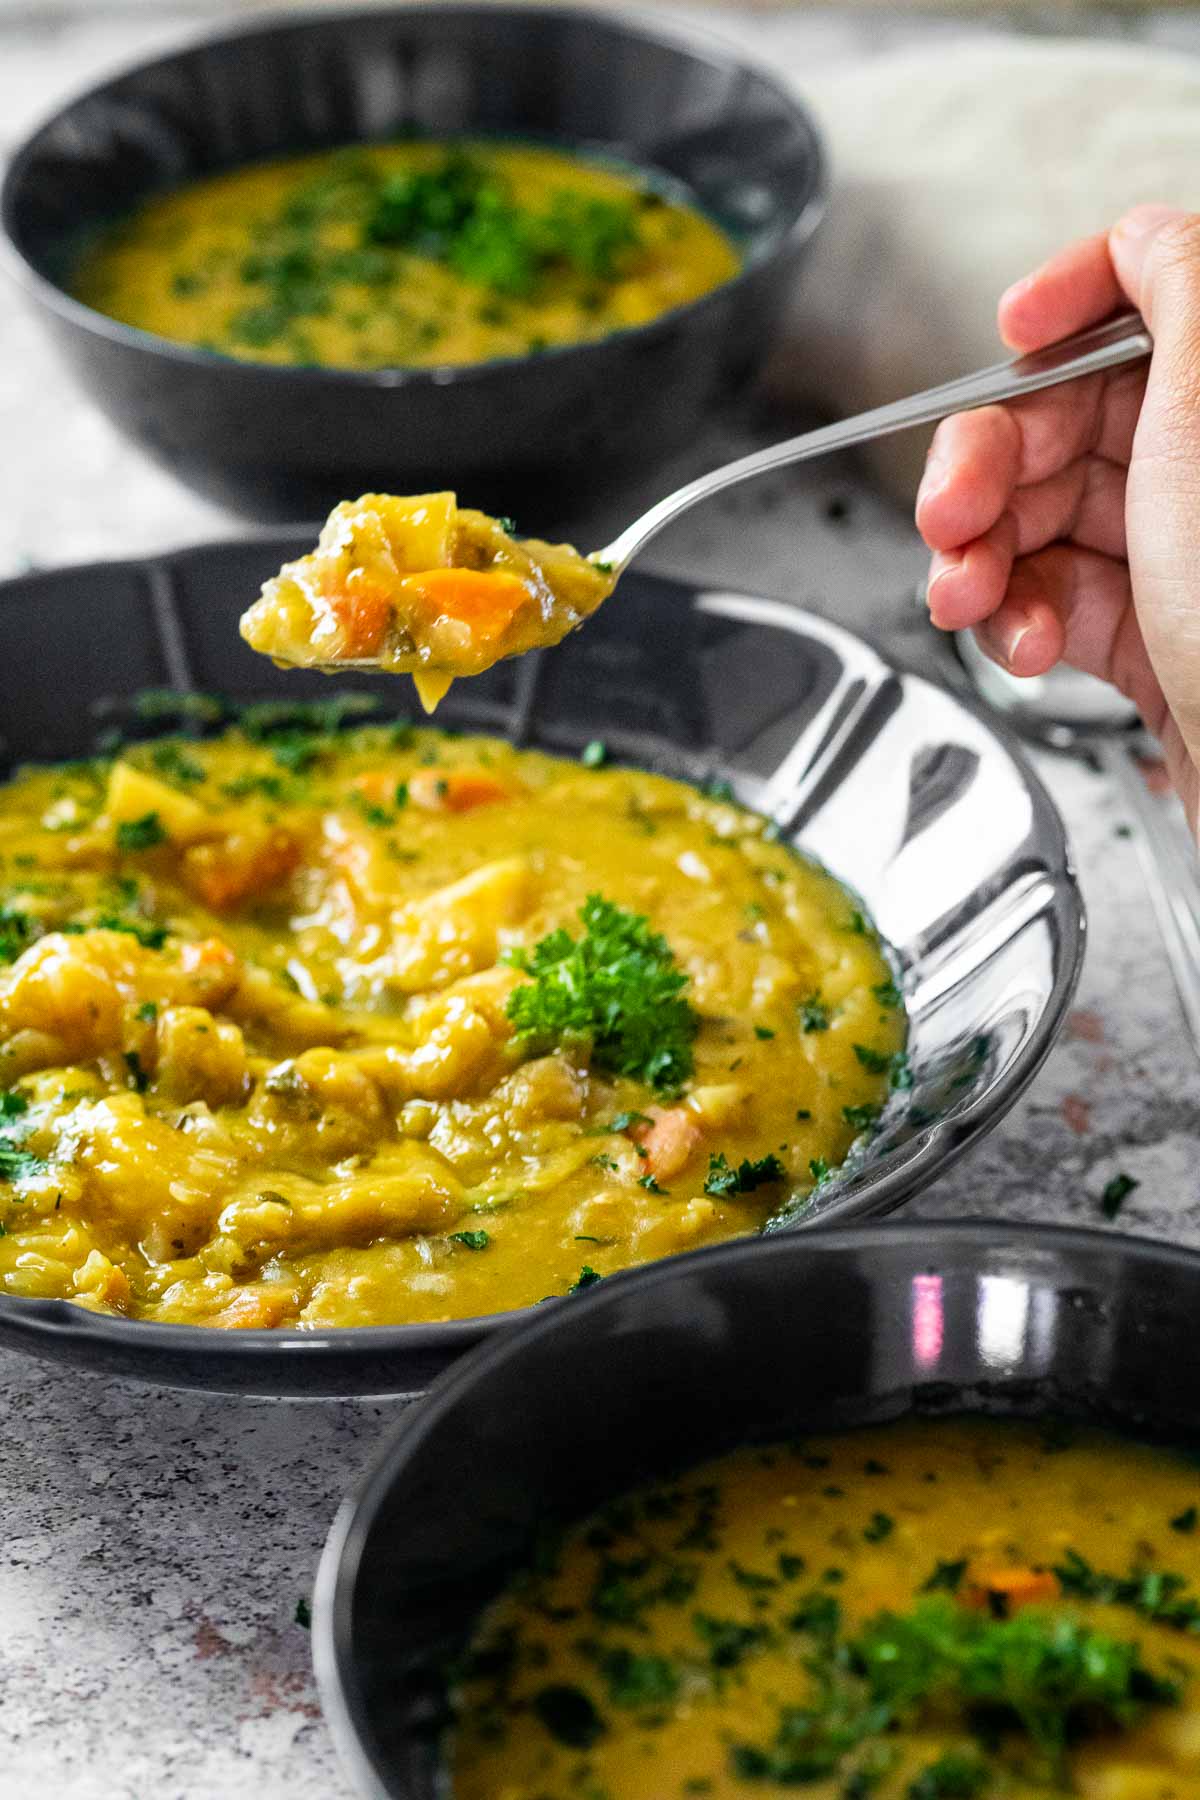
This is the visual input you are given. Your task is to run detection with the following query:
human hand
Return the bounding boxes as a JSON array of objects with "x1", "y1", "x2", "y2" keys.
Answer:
[{"x1": 916, "y1": 204, "x2": 1200, "y2": 831}]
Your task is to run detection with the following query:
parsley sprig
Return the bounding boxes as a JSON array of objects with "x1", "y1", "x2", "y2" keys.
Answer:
[{"x1": 505, "y1": 895, "x2": 698, "y2": 1092}]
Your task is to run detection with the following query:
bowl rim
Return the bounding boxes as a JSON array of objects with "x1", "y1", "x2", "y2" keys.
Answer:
[
  {"x1": 0, "y1": 0, "x2": 828, "y2": 388},
  {"x1": 0, "y1": 535, "x2": 1085, "y2": 1384},
  {"x1": 310, "y1": 1217, "x2": 1199, "y2": 1800}
]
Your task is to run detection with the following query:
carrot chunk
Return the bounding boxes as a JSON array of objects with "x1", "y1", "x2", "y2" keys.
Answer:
[
  {"x1": 323, "y1": 572, "x2": 393, "y2": 658},
  {"x1": 965, "y1": 1567, "x2": 1061, "y2": 1613},
  {"x1": 629, "y1": 1106, "x2": 703, "y2": 1180},
  {"x1": 408, "y1": 768, "x2": 512, "y2": 813},
  {"x1": 402, "y1": 568, "x2": 533, "y2": 645},
  {"x1": 209, "y1": 1287, "x2": 297, "y2": 1330},
  {"x1": 182, "y1": 829, "x2": 300, "y2": 911}
]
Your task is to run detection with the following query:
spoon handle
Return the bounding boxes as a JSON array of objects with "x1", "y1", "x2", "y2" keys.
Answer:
[
  {"x1": 1100, "y1": 739, "x2": 1200, "y2": 1064},
  {"x1": 599, "y1": 311, "x2": 1152, "y2": 570}
]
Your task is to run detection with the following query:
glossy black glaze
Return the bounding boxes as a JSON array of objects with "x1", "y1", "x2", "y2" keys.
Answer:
[
  {"x1": 0, "y1": 5, "x2": 825, "y2": 522},
  {"x1": 0, "y1": 539, "x2": 1083, "y2": 1394},
  {"x1": 313, "y1": 1223, "x2": 1200, "y2": 1800}
]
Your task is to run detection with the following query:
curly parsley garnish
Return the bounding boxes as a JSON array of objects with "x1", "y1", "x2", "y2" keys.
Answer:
[
  {"x1": 504, "y1": 895, "x2": 698, "y2": 1091},
  {"x1": 704, "y1": 1152, "x2": 785, "y2": 1199}
]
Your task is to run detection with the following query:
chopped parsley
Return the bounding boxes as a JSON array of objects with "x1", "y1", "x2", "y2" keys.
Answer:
[
  {"x1": 809, "y1": 1156, "x2": 830, "y2": 1185},
  {"x1": 136, "y1": 1001, "x2": 158, "y2": 1023},
  {"x1": 842, "y1": 1103, "x2": 881, "y2": 1132},
  {"x1": 505, "y1": 895, "x2": 698, "y2": 1091},
  {"x1": 115, "y1": 812, "x2": 165, "y2": 852},
  {"x1": 150, "y1": 741, "x2": 206, "y2": 786},
  {"x1": 906, "y1": 1753, "x2": 988, "y2": 1798},
  {"x1": 799, "y1": 994, "x2": 830, "y2": 1034},
  {"x1": 90, "y1": 914, "x2": 168, "y2": 950},
  {"x1": 532, "y1": 1683, "x2": 605, "y2": 1748},
  {"x1": 1053, "y1": 1549, "x2": 1200, "y2": 1630},
  {"x1": 1171, "y1": 1505, "x2": 1197, "y2": 1535},
  {"x1": 450, "y1": 1229, "x2": 490, "y2": 1251},
  {"x1": 703, "y1": 1152, "x2": 785, "y2": 1199},
  {"x1": 581, "y1": 740, "x2": 608, "y2": 768},
  {"x1": 294, "y1": 1597, "x2": 312, "y2": 1629},
  {"x1": 921, "y1": 1558, "x2": 968, "y2": 1594},
  {"x1": 863, "y1": 1512, "x2": 894, "y2": 1543},
  {"x1": 1101, "y1": 1171, "x2": 1140, "y2": 1219},
  {"x1": 0, "y1": 905, "x2": 33, "y2": 966},
  {"x1": 638, "y1": 1173, "x2": 668, "y2": 1194},
  {"x1": 569, "y1": 1266, "x2": 603, "y2": 1295}
]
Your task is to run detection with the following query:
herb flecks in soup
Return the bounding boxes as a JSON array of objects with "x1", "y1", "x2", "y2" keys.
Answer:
[
  {"x1": 0, "y1": 714, "x2": 901, "y2": 1328},
  {"x1": 72, "y1": 143, "x2": 740, "y2": 369},
  {"x1": 239, "y1": 493, "x2": 615, "y2": 712},
  {"x1": 451, "y1": 1419, "x2": 1200, "y2": 1799}
]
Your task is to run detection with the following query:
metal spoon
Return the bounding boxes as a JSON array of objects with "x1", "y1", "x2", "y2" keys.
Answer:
[
  {"x1": 957, "y1": 634, "x2": 1200, "y2": 1062},
  {"x1": 596, "y1": 308, "x2": 1152, "y2": 570},
  {"x1": 286, "y1": 310, "x2": 1153, "y2": 674}
]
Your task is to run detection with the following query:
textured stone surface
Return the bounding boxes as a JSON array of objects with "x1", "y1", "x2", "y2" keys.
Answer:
[{"x1": 2, "y1": 8, "x2": 1200, "y2": 1800}]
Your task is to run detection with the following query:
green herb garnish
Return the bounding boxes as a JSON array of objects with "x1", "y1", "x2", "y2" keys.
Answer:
[
  {"x1": 115, "y1": 812, "x2": 165, "y2": 852},
  {"x1": 1102, "y1": 1171, "x2": 1139, "y2": 1218},
  {"x1": 450, "y1": 1229, "x2": 490, "y2": 1251},
  {"x1": 703, "y1": 1152, "x2": 785, "y2": 1199},
  {"x1": 799, "y1": 994, "x2": 831, "y2": 1034},
  {"x1": 505, "y1": 895, "x2": 698, "y2": 1091}
]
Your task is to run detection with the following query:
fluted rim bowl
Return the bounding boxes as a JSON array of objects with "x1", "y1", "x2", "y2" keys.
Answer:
[
  {"x1": 0, "y1": 3, "x2": 828, "y2": 520},
  {"x1": 313, "y1": 1222, "x2": 1200, "y2": 1800},
  {"x1": 0, "y1": 536, "x2": 1084, "y2": 1394}
]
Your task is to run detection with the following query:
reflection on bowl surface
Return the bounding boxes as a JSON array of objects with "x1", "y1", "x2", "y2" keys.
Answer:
[
  {"x1": 0, "y1": 539, "x2": 1081, "y2": 1393},
  {"x1": 314, "y1": 1225, "x2": 1200, "y2": 1800},
  {"x1": 1, "y1": 4, "x2": 825, "y2": 519}
]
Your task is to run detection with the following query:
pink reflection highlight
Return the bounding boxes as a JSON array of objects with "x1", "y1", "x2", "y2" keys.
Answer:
[{"x1": 912, "y1": 1274, "x2": 944, "y2": 1370}]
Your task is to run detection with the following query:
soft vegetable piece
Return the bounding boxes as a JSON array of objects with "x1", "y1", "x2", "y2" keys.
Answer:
[
  {"x1": 451, "y1": 1419, "x2": 1200, "y2": 1799},
  {"x1": 239, "y1": 492, "x2": 616, "y2": 710},
  {"x1": 71, "y1": 141, "x2": 739, "y2": 370},
  {"x1": 0, "y1": 718, "x2": 901, "y2": 1328}
]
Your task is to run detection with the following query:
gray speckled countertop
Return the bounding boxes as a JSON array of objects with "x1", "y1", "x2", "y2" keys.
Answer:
[{"x1": 3, "y1": 8, "x2": 1200, "y2": 1800}]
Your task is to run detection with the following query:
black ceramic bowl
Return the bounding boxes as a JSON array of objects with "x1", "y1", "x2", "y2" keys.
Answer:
[
  {"x1": 0, "y1": 4, "x2": 825, "y2": 523},
  {"x1": 0, "y1": 537, "x2": 1083, "y2": 1395},
  {"x1": 313, "y1": 1221, "x2": 1200, "y2": 1800}
]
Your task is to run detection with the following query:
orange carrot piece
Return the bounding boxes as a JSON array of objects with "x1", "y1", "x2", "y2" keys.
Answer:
[
  {"x1": 408, "y1": 768, "x2": 512, "y2": 813},
  {"x1": 183, "y1": 829, "x2": 300, "y2": 911},
  {"x1": 630, "y1": 1107, "x2": 703, "y2": 1180},
  {"x1": 324, "y1": 573, "x2": 393, "y2": 658},
  {"x1": 402, "y1": 568, "x2": 533, "y2": 645},
  {"x1": 965, "y1": 1567, "x2": 1061, "y2": 1612},
  {"x1": 209, "y1": 1287, "x2": 297, "y2": 1330}
]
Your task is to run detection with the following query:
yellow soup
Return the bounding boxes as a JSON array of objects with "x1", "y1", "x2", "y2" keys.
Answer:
[
  {"x1": 71, "y1": 141, "x2": 740, "y2": 369},
  {"x1": 452, "y1": 1418, "x2": 1200, "y2": 1800},
  {"x1": 0, "y1": 715, "x2": 903, "y2": 1329},
  {"x1": 239, "y1": 491, "x2": 616, "y2": 713}
]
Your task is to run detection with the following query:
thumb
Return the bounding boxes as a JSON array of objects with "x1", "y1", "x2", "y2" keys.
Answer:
[{"x1": 1107, "y1": 205, "x2": 1200, "y2": 800}]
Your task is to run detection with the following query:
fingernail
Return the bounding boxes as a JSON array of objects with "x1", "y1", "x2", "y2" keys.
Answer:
[
  {"x1": 1003, "y1": 610, "x2": 1037, "y2": 671},
  {"x1": 925, "y1": 557, "x2": 958, "y2": 615},
  {"x1": 916, "y1": 440, "x2": 949, "y2": 510},
  {"x1": 999, "y1": 272, "x2": 1034, "y2": 314}
]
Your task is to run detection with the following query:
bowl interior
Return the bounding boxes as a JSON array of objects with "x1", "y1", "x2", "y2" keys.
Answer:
[
  {"x1": 0, "y1": 540, "x2": 1082, "y2": 1392},
  {"x1": 315, "y1": 1224, "x2": 1200, "y2": 1799},
  {"x1": 5, "y1": 4, "x2": 822, "y2": 302}
]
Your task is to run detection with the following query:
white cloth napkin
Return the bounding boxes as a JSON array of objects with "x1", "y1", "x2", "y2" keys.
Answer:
[{"x1": 770, "y1": 38, "x2": 1200, "y2": 499}]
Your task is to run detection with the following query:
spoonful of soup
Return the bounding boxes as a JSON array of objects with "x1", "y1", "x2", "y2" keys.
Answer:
[{"x1": 240, "y1": 311, "x2": 1151, "y2": 712}]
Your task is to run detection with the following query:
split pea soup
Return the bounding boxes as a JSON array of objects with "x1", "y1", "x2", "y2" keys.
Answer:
[
  {"x1": 0, "y1": 711, "x2": 903, "y2": 1329},
  {"x1": 451, "y1": 1417, "x2": 1200, "y2": 1800},
  {"x1": 71, "y1": 141, "x2": 741, "y2": 369}
]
